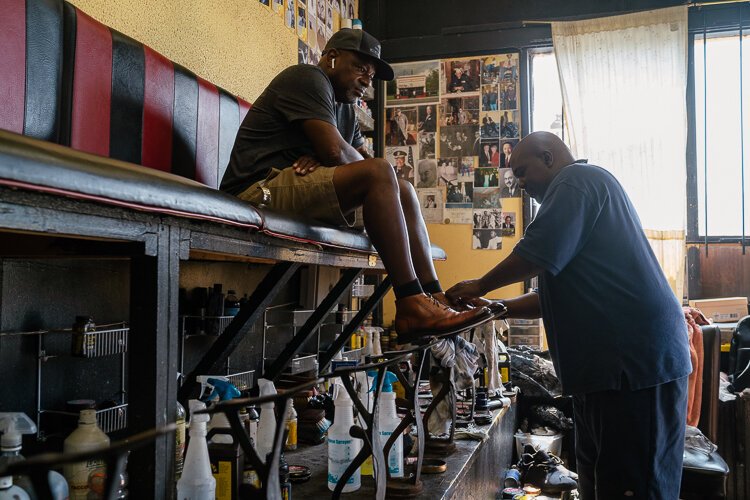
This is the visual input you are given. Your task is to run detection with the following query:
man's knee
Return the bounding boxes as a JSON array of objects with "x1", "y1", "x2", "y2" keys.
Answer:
[
  {"x1": 397, "y1": 177, "x2": 416, "y2": 199},
  {"x1": 362, "y1": 158, "x2": 398, "y2": 187}
]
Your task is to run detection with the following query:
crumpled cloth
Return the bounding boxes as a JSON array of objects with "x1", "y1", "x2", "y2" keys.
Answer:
[
  {"x1": 684, "y1": 306, "x2": 709, "y2": 426},
  {"x1": 430, "y1": 335, "x2": 480, "y2": 391},
  {"x1": 472, "y1": 320, "x2": 506, "y2": 396},
  {"x1": 455, "y1": 423, "x2": 489, "y2": 441}
]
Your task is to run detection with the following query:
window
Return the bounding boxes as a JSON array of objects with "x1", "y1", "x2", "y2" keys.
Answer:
[
  {"x1": 530, "y1": 49, "x2": 565, "y2": 140},
  {"x1": 693, "y1": 30, "x2": 750, "y2": 239}
]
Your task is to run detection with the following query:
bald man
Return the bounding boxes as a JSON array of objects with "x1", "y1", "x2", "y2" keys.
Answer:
[{"x1": 447, "y1": 132, "x2": 691, "y2": 499}]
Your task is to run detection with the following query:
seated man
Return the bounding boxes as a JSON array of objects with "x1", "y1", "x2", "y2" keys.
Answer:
[{"x1": 220, "y1": 29, "x2": 490, "y2": 342}]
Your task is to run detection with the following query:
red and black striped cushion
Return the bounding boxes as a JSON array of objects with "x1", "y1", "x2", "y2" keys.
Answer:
[
  {"x1": 0, "y1": 0, "x2": 63, "y2": 142},
  {"x1": 61, "y1": 2, "x2": 247, "y2": 189}
]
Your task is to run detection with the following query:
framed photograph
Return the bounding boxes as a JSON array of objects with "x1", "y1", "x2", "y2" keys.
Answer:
[
  {"x1": 309, "y1": 46, "x2": 321, "y2": 65},
  {"x1": 479, "y1": 111, "x2": 501, "y2": 139},
  {"x1": 296, "y1": 2, "x2": 307, "y2": 41},
  {"x1": 472, "y1": 229, "x2": 502, "y2": 250},
  {"x1": 439, "y1": 124, "x2": 477, "y2": 158},
  {"x1": 273, "y1": 0, "x2": 285, "y2": 15},
  {"x1": 436, "y1": 158, "x2": 459, "y2": 186},
  {"x1": 473, "y1": 187, "x2": 502, "y2": 209},
  {"x1": 481, "y1": 84, "x2": 499, "y2": 111},
  {"x1": 458, "y1": 156, "x2": 475, "y2": 182},
  {"x1": 499, "y1": 139, "x2": 518, "y2": 168},
  {"x1": 418, "y1": 132, "x2": 436, "y2": 160},
  {"x1": 259, "y1": 0, "x2": 270, "y2": 6},
  {"x1": 499, "y1": 110, "x2": 520, "y2": 139},
  {"x1": 481, "y1": 55, "x2": 503, "y2": 85},
  {"x1": 385, "y1": 107, "x2": 418, "y2": 146},
  {"x1": 500, "y1": 212, "x2": 517, "y2": 236},
  {"x1": 499, "y1": 168, "x2": 521, "y2": 198},
  {"x1": 386, "y1": 60, "x2": 441, "y2": 106},
  {"x1": 439, "y1": 96, "x2": 479, "y2": 126},
  {"x1": 416, "y1": 104, "x2": 437, "y2": 134},
  {"x1": 474, "y1": 167, "x2": 499, "y2": 188},
  {"x1": 444, "y1": 208, "x2": 473, "y2": 225},
  {"x1": 441, "y1": 58, "x2": 481, "y2": 94},
  {"x1": 415, "y1": 159, "x2": 438, "y2": 188},
  {"x1": 473, "y1": 208, "x2": 503, "y2": 230},
  {"x1": 298, "y1": 39, "x2": 308, "y2": 64},
  {"x1": 477, "y1": 140, "x2": 500, "y2": 168},
  {"x1": 445, "y1": 180, "x2": 473, "y2": 207},
  {"x1": 385, "y1": 146, "x2": 417, "y2": 185},
  {"x1": 417, "y1": 188, "x2": 444, "y2": 224},
  {"x1": 285, "y1": 0, "x2": 295, "y2": 29}
]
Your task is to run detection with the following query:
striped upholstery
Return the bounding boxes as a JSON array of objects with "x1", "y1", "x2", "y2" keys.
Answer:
[
  {"x1": 0, "y1": 0, "x2": 63, "y2": 141},
  {"x1": 60, "y1": 2, "x2": 249, "y2": 189}
]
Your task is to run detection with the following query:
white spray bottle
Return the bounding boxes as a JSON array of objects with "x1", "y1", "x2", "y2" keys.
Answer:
[
  {"x1": 256, "y1": 379, "x2": 277, "y2": 462},
  {"x1": 327, "y1": 384, "x2": 362, "y2": 492},
  {"x1": 372, "y1": 371, "x2": 403, "y2": 477},
  {"x1": 176, "y1": 400, "x2": 215, "y2": 500},
  {"x1": 0, "y1": 413, "x2": 68, "y2": 500}
]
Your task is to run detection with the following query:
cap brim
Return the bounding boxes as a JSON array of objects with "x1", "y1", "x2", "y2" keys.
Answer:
[{"x1": 354, "y1": 50, "x2": 394, "y2": 81}]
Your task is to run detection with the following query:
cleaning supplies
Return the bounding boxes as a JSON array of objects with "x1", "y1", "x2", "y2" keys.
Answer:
[
  {"x1": 246, "y1": 405, "x2": 259, "y2": 450},
  {"x1": 285, "y1": 401, "x2": 297, "y2": 451},
  {"x1": 256, "y1": 379, "x2": 277, "y2": 462},
  {"x1": 354, "y1": 371, "x2": 373, "y2": 477},
  {"x1": 177, "y1": 400, "x2": 216, "y2": 500},
  {"x1": 371, "y1": 371, "x2": 403, "y2": 477},
  {"x1": 63, "y1": 409, "x2": 110, "y2": 500},
  {"x1": 0, "y1": 413, "x2": 68, "y2": 500},
  {"x1": 0, "y1": 477, "x2": 29, "y2": 500},
  {"x1": 175, "y1": 397, "x2": 187, "y2": 483},
  {"x1": 327, "y1": 385, "x2": 361, "y2": 492},
  {"x1": 202, "y1": 378, "x2": 241, "y2": 445}
]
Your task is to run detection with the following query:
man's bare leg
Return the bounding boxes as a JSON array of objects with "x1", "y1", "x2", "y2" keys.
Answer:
[
  {"x1": 333, "y1": 159, "x2": 491, "y2": 341},
  {"x1": 396, "y1": 178, "x2": 439, "y2": 285}
]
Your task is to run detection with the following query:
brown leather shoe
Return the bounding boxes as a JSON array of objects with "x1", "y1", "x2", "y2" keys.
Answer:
[
  {"x1": 432, "y1": 292, "x2": 507, "y2": 318},
  {"x1": 394, "y1": 293, "x2": 493, "y2": 343}
]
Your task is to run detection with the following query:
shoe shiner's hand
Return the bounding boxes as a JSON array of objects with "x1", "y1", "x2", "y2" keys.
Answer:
[
  {"x1": 446, "y1": 279, "x2": 484, "y2": 306},
  {"x1": 293, "y1": 155, "x2": 321, "y2": 176}
]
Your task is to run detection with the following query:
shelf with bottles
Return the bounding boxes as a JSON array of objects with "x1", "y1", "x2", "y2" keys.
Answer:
[
  {"x1": 40, "y1": 403, "x2": 128, "y2": 436},
  {"x1": 0, "y1": 320, "x2": 129, "y2": 359}
]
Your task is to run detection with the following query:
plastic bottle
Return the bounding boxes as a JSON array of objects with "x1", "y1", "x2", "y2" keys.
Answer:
[
  {"x1": 0, "y1": 413, "x2": 68, "y2": 500},
  {"x1": 354, "y1": 372, "x2": 373, "y2": 477},
  {"x1": 203, "y1": 378, "x2": 241, "y2": 445},
  {"x1": 256, "y1": 379, "x2": 277, "y2": 462},
  {"x1": 372, "y1": 372, "x2": 403, "y2": 477},
  {"x1": 177, "y1": 400, "x2": 216, "y2": 500},
  {"x1": 371, "y1": 328, "x2": 383, "y2": 356},
  {"x1": 223, "y1": 290, "x2": 240, "y2": 317},
  {"x1": 278, "y1": 450, "x2": 291, "y2": 499},
  {"x1": 327, "y1": 385, "x2": 361, "y2": 492},
  {"x1": 63, "y1": 410, "x2": 110, "y2": 500},
  {"x1": 246, "y1": 406, "x2": 259, "y2": 450},
  {"x1": 285, "y1": 401, "x2": 297, "y2": 451},
  {"x1": 175, "y1": 399, "x2": 186, "y2": 482},
  {"x1": 0, "y1": 477, "x2": 30, "y2": 500}
]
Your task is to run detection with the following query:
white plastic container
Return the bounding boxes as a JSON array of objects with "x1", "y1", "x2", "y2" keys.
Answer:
[
  {"x1": 514, "y1": 431, "x2": 563, "y2": 458},
  {"x1": 0, "y1": 480, "x2": 30, "y2": 500},
  {"x1": 256, "y1": 379, "x2": 277, "y2": 462},
  {"x1": 376, "y1": 372, "x2": 403, "y2": 478},
  {"x1": 327, "y1": 385, "x2": 362, "y2": 492},
  {"x1": 176, "y1": 400, "x2": 216, "y2": 500},
  {"x1": 63, "y1": 409, "x2": 110, "y2": 500}
]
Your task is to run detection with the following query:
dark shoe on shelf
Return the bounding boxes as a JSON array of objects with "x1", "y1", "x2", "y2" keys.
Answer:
[
  {"x1": 394, "y1": 293, "x2": 492, "y2": 344},
  {"x1": 517, "y1": 444, "x2": 577, "y2": 494}
]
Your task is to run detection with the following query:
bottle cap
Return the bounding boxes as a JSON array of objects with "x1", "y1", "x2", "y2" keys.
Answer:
[
  {"x1": 79, "y1": 409, "x2": 98, "y2": 425},
  {"x1": 369, "y1": 370, "x2": 398, "y2": 393},
  {"x1": 0, "y1": 413, "x2": 37, "y2": 449},
  {"x1": 188, "y1": 399, "x2": 209, "y2": 424}
]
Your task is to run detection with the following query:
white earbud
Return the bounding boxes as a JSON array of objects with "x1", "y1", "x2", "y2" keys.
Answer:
[{"x1": 331, "y1": 58, "x2": 335, "y2": 69}]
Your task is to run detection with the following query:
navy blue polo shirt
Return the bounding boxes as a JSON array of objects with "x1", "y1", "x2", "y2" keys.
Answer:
[{"x1": 513, "y1": 162, "x2": 691, "y2": 395}]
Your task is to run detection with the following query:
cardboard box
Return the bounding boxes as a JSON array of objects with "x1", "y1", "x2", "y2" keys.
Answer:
[{"x1": 688, "y1": 297, "x2": 748, "y2": 323}]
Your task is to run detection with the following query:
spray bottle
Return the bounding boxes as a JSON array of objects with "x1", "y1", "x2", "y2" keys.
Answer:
[
  {"x1": 256, "y1": 379, "x2": 277, "y2": 462},
  {"x1": 354, "y1": 371, "x2": 373, "y2": 477},
  {"x1": 327, "y1": 385, "x2": 361, "y2": 492},
  {"x1": 0, "y1": 413, "x2": 68, "y2": 499},
  {"x1": 177, "y1": 400, "x2": 215, "y2": 500},
  {"x1": 200, "y1": 377, "x2": 241, "y2": 445},
  {"x1": 371, "y1": 372, "x2": 403, "y2": 477}
]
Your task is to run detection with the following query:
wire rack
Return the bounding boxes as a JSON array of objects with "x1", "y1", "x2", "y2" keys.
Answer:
[
  {"x1": 42, "y1": 404, "x2": 128, "y2": 435},
  {"x1": 72, "y1": 323, "x2": 129, "y2": 358}
]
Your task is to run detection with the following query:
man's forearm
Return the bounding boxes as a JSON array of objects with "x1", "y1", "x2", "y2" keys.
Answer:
[
  {"x1": 502, "y1": 292, "x2": 541, "y2": 319},
  {"x1": 478, "y1": 251, "x2": 542, "y2": 295}
]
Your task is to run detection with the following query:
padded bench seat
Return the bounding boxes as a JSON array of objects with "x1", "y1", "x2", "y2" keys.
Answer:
[{"x1": 0, "y1": 129, "x2": 448, "y2": 260}]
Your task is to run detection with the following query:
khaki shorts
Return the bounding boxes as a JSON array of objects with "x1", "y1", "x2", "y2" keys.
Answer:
[{"x1": 237, "y1": 166, "x2": 356, "y2": 227}]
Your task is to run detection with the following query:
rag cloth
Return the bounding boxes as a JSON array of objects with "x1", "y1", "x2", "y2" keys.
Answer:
[{"x1": 683, "y1": 306, "x2": 709, "y2": 426}]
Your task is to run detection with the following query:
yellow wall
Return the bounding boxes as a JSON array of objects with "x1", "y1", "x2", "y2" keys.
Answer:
[
  {"x1": 382, "y1": 196, "x2": 526, "y2": 325},
  {"x1": 68, "y1": 0, "x2": 297, "y2": 102}
]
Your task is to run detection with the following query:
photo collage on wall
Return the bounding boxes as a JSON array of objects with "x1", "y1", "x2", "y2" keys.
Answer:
[
  {"x1": 384, "y1": 53, "x2": 521, "y2": 249},
  {"x1": 255, "y1": 0, "x2": 353, "y2": 63}
]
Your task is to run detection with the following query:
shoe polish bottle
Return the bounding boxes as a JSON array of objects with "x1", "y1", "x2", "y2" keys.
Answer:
[
  {"x1": 327, "y1": 385, "x2": 361, "y2": 492},
  {"x1": 63, "y1": 409, "x2": 110, "y2": 500}
]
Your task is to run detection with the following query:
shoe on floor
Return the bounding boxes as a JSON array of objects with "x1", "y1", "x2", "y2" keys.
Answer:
[
  {"x1": 517, "y1": 444, "x2": 578, "y2": 494},
  {"x1": 394, "y1": 293, "x2": 492, "y2": 344}
]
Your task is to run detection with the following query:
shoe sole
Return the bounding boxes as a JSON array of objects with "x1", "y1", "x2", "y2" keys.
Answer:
[{"x1": 397, "y1": 309, "x2": 496, "y2": 344}]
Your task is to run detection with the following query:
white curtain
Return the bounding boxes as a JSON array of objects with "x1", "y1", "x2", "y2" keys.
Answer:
[{"x1": 552, "y1": 6, "x2": 688, "y2": 300}]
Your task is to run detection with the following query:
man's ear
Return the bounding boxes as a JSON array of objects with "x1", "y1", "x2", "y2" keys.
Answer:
[{"x1": 542, "y1": 150, "x2": 554, "y2": 167}]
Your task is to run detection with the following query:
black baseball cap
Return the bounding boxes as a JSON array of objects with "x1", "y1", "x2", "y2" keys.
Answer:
[{"x1": 324, "y1": 28, "x2": 394, "y2": 81}]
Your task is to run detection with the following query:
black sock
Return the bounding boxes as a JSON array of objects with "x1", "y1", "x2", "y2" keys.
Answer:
[
  {"x1": 421, "y1": 280, "x2": 442, "y2": 295},
  {"x1": 393, "y1": 279, "x2": 423, "y2": 299}
]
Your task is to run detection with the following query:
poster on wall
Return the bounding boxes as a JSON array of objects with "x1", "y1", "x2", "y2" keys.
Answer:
[
  {"x1": 296, "y1": 2, "x2": 307, "y2": 41},
  {"x1": 273, "y1": 0, "x2": 284, "y2": 15},
  {"x1": 285, "y1": 0, "x2": 295, "y2": 29},
  {"x1": 298, "y1": 40, "x2": 308, "y2": 64},
  {"x1": 381, "y1": 51, "x2": 522, "y2": 245},
  {"x1": 386, "y1": 61, "x2": 440, "y2": 105},
  {"x1": 417, "y1": 188, "x2": 444, "y2": 224}
]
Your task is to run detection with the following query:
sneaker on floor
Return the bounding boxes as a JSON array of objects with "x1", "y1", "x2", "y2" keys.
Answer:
[
  {"x1": 394, "y1": 293, "x2": 492, "y2": 344},
  {"x1": 517, "y1": 445, "x2": 578, "y2": 494}
]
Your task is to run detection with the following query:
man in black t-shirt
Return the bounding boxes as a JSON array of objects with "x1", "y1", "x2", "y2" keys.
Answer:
[{"x1": 220, "y1": 29, "x2": 490, "y2": 342}]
